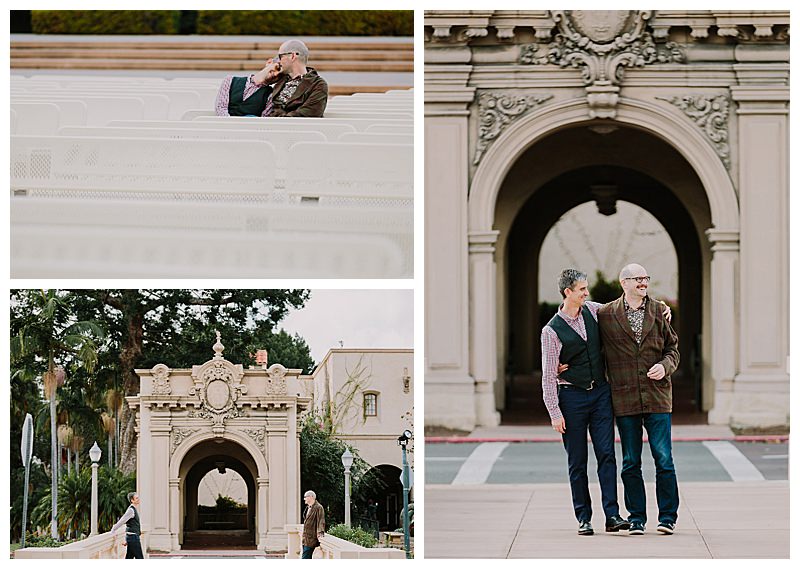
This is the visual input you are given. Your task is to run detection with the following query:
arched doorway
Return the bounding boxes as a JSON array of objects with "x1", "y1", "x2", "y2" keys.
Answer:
[
  {"x1": 179, "y1": 440, "x2": 258, "y2": 549},
  {"x1": 502, "y1": 162, "x2": 704, "y2": 424},
  {"x1": 358, "y1": 465, "x2": 404, "y2": 532},
  {"x1": 466, "y1": 99, "x2": 739, "y2": 427}
]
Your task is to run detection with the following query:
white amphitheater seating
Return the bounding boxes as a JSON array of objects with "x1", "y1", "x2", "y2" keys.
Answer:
[
  {"x1": 286, "y1": 142, "x2": 412, "y2": 201},
  {"x1": 10, "y1": 103, "x2": 63, "y2": 135},
  {"x1": 11, "y1": 135, "x2": 276, "y2": 196},
  {"x1": 11, "y1": 198, "x2": 412, "y2": 278},
  {"x1": 10, "y1": 75, "x2": 413, "y2": 278}
]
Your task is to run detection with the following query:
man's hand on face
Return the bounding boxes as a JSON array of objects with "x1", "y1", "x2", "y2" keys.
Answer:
[
  {"x1": 254, "y1": 60, "x2": 281, "y2": 85},
  {"x1": 647, "y1": 363, "x2": 666, "y2": 380},
  {"x1": 552, "y1": 417, "x2": 566, "y2": 434}
]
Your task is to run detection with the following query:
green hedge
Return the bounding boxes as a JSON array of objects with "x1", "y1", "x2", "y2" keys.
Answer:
[
  {"x1": 327, "y1": 524, "x2": 378, "y2": 548},
  {"x1": 31, "y1": 11, "x2": 180, "y2": 34},
  {"x1": 28, "y1": 10, "x2": 412, "y2": 36},
  {"x1": 196, "y1": 10, "x2": 413, "y2": 36}
]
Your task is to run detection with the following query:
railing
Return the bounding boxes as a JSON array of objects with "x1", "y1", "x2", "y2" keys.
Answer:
[
  {"x1": 285, "y1": 524, "x2": 404, "y2": 559},
  {"x1": 13, "y1": 528, "x2": 130, "y2": 559}
]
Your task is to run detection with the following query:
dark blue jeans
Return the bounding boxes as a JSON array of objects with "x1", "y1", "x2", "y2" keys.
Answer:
[
  {"x1": 616, "y1": 413, "x2": 679, "y2": 525},
  {"x1": 302, "y1": 545, "x2": 316, "y2": 559},
  {"x1": 125, "y1": 533, "x2": 144, "y2": 559},
  {"x1": 558, "y1": 381, "x2": 620, "y2": 522}
]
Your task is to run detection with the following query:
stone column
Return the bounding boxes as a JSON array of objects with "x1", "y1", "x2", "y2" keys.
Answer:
[
  {"x1": 728, "y1": 82, "x2": 789, "y2": 428},
  {"x1": 265, "y1": 409, "x2": 288, "y2": 550},
  {"x1": 424, "y1": 43, "x2": 478, "y2": 430},
  {"x1": 469, "y1": 230, "x2": 501, "y2": 426},
  {"x1": 257, "y1": 477, "x2": 270, "y2": 550},
  {"x1": 705, "y1": 229, "x2": 739, "y2": 425},
  {"x1": 169, "y1": 478, "x2": 181, "y2": 551},
  {"x1": 146, "y1": 413, "x2": 172, "y2": 552}
]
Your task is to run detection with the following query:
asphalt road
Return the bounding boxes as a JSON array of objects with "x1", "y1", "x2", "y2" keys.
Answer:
[{"x1": 425, "y1": 440, "x2": 788, "y2": 485}]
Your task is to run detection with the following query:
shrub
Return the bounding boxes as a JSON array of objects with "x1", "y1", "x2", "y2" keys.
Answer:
[
  {"x1": 31, "y1": 11, "x2": 180, "y2": 34},
  {"x1": 17, "y1": 534, "x2": 76, "y2": 548},
  {"x1": 327, "y1": 524, "x2": 378, "y2": 548},
  {"x1": 196, "y1": 11, "x2": 412, "y2": 36}
]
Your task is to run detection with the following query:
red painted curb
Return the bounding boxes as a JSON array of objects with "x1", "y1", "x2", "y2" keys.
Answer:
[{"x1": 425, "y1": 435, "x2": 789, "y2": 444}]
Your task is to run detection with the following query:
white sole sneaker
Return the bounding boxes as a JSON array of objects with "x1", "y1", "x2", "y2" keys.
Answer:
[{"x1": 657, "y1": 525, "x2": 674, "y2": 535}]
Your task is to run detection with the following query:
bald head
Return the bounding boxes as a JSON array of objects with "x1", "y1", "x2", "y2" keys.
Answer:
[
  {"x1": 619, "y1": 263, "x2": 647, "y2": 282},
  {"x1": 279, "y1": 39, "x2": 309, "y2": 64}
]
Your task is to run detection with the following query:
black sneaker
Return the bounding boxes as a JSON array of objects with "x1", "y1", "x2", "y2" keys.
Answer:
[
  {"x1": 578, "y1": 520, "x2": 594, "y2": 535},
  {"x1": 657, "y1": 522, "x2": 675, "y2": 535},
  {"x1": 605, "y1": 515, "x2": 631, "y2": 532},
  {"x1": 629, "y1": 521, "x2": 645, "y2": 535}
]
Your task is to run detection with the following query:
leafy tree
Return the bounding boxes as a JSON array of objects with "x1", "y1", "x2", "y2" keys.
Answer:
[
  {"x1": 10, "y1": 289, "x2": 105, "y2": 539},
  {"x1": 299, "y1": 413, "x2": 385, "y2": 526},
  {"x1": 66, "y1": 289, "x2": 312, "y2": 473}
]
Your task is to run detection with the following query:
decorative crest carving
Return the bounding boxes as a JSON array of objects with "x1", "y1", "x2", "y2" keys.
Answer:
[
  {"x1": 243, "y1": 427, "x2": 266, "y2": 453},
  {"x1": 171, "y1": 428, "x2": 199, "y2": 455},
  {"x1": 519, "y1": 10, "x2": 684, "y2": 118},
  {"x1": 266, "y1": 363, "x2": 289, "y2": 396},
  {"x1": 657, "y1": 94, "x2": 731, "y2": 169},
  {"x1": 189, "y1": 333, "x2": 248, "y2": 434},
  {"x1": 151, "y1": 363, "x2": 172, "y2": 396},
  {"x1": 474, "y1": 91, "x2": 553, "y2": 164}
]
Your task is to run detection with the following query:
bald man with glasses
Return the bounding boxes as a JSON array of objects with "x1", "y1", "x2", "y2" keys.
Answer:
[
  {"x1": 215, "y1": 39, "x2": 328, "y2": 117},
  {"x1": 597, "y1": 263, "x2": 681, "y2": 536}
]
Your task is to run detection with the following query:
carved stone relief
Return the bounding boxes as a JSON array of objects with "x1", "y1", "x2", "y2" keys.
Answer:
[
  {"x1": 151, "y1": 363, "x2": 172, "y2": 396},
  {"x1": 171, "y1": 427, "x2": 199, "y2": 455},
  {"x1": 266, "y1": 363, "x2": 289, "y2": 396},
  {"x1": 473, "y1": 91, "x2": 553, "y2": 165},
  {"x1": 657, "y1": 94, "x2": 731, "y2": 169},
  {"x1": 243, "y1": 427, "x2": 266, "y2": 453},
  {"x1": 518, "y1": 11, "x2": 684, "y2": 118}
]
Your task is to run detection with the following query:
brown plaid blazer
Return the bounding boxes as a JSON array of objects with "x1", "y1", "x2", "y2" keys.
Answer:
[
  {"x1": 597, "y1": 295, "x2": 680, "y2": 416},
  {"x1": 302, "y1": 501, "x2": 325, "y2": 547}
]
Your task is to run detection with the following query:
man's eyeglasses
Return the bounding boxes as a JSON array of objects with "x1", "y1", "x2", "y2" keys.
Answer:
[
  {"x1": 624, "y1": 276, "x2": 651, "y2": 283},
  {"x1": 277, "y1": 52, "x2": 297, "y2": 59}
]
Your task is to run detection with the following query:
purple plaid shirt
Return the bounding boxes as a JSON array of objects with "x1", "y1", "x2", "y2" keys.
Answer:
[{"x1": 541, "y1": 300, "x2": 603, "y2": 421}]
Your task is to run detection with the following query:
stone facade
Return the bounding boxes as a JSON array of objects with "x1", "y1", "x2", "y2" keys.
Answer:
[
  {"x1": 128, "y1": 333, "x2": 310, "y2": 552},
  {"x1": 425, "y1": 10, "x2": 789, "y2": 430}
]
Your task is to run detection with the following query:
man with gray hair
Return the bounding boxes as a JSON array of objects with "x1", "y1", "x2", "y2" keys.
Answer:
[
  {"x1": 301, "y1": 490, "x2": 325, "y2": 558},
  {"x1": 541, "y1": 269, "x2": 629, "y2": 536},
  {"x1": 110, "y1": 492, "x2": 143, "y2": 558},
  {"x1": 215, "y1": 39, "x2": 328, "y2": 117}
]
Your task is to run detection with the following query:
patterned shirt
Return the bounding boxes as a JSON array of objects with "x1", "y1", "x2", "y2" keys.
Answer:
[
  {"x1": 623, "y1": 295, "x2": 648, "y2": 344},
  {"x1": 541, "y1": 300, "x2": 603, "y2": 421}
]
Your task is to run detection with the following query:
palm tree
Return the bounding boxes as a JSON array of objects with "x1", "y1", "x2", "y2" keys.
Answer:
[
  {"x1": 101, "y1": 413, "x2": 115, "y2": 468},
  {"x1": 11, "y1": 289, "x2": 105, "y2": 540}
]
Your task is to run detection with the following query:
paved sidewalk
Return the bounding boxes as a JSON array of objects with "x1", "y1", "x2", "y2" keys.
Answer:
[
  {"x1": 425, "y1": 480, "x2": 789, "y2": 558},
  {"x1": 427, "y1": 424, "x2": 788, "y2": 443}
]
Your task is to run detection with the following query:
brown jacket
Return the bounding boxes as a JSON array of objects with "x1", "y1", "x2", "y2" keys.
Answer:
[
  {"x1": 597, "y1": 295, "x2": 680, "y2": 416},
  {"x1": 302, "y1": 501, "x2": 326, "y2": 547},
  {"x1": 268, "y1": 67, "x2": 328, "y2": 117}
]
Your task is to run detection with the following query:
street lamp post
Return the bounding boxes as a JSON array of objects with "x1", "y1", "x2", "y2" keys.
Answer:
[
  {"x1": 398, "y1": 429, "x2": 413, "y2": 559},
  {"x1": 89, "y1": 441, "x2": 102, "y2": 536},
  {"x1": 341, "y1": 449, "x2": 354, "y2": 527}
]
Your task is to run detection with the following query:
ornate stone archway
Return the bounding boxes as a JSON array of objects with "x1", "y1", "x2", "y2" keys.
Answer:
[
  {"x1": 128, "y1": 333, "x2": 310, "y2": 552},
  {"x1": 425, "y1": 10, "x2": 788, "y2": 431}
]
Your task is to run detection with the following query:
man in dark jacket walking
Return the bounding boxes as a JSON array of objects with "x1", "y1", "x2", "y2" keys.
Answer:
[
  {"x1": 597, "y1": 263, "x2": 680, "y2": 536},
  {"x1": 301, "y1": 490, "x2": 326, "y2": 559},
  {"x1": 215, "y1": 39, "x2": 328, "y2": 117}
]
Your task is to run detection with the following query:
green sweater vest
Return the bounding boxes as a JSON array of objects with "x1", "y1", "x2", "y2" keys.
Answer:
[{"x1": 228, "y1": 76, "x2": 271, "y2": 117}]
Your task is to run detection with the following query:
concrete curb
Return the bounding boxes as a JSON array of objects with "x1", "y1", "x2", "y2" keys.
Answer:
[{"x1": 426, "y1": 434, "x2": 789, "y2": 444}]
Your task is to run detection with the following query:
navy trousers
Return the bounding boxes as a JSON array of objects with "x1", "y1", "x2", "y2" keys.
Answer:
[
  {"x1": 302, "y1": 545, "x2": 316, "y2": 559},
  {"x1": 558, "y1": 381, "x2": 621, "y2": 522},
  {"x1": 124, "y1": 534, "x2": 144, "y2": 559}
]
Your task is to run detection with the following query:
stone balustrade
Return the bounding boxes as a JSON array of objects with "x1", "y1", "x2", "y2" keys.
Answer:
[
  {"x1": 13, "y1": 528, "x2": 130, "y2": 559},
  {"x1": 285, "y1": 524, "x2": 405, "y2": 559}
]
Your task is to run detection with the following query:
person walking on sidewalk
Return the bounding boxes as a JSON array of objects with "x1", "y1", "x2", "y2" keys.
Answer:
[
  {"x1": 110, "y1": 492, "x2": 144, "y2": 559},
  {"x1": 597, "y1": 263, "x2": 680, "y2": 535},
  {"x1": 301, "y1": 490, "x2": 326, "y2": 558},
  {"x1": 541, "y1": 268, "x2": 630, "y2": 536}
]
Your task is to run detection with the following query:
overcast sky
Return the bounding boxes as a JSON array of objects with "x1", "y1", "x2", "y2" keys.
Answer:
[{"x1": 277, "y1": 289, "x2": 413, "y2": 363}]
